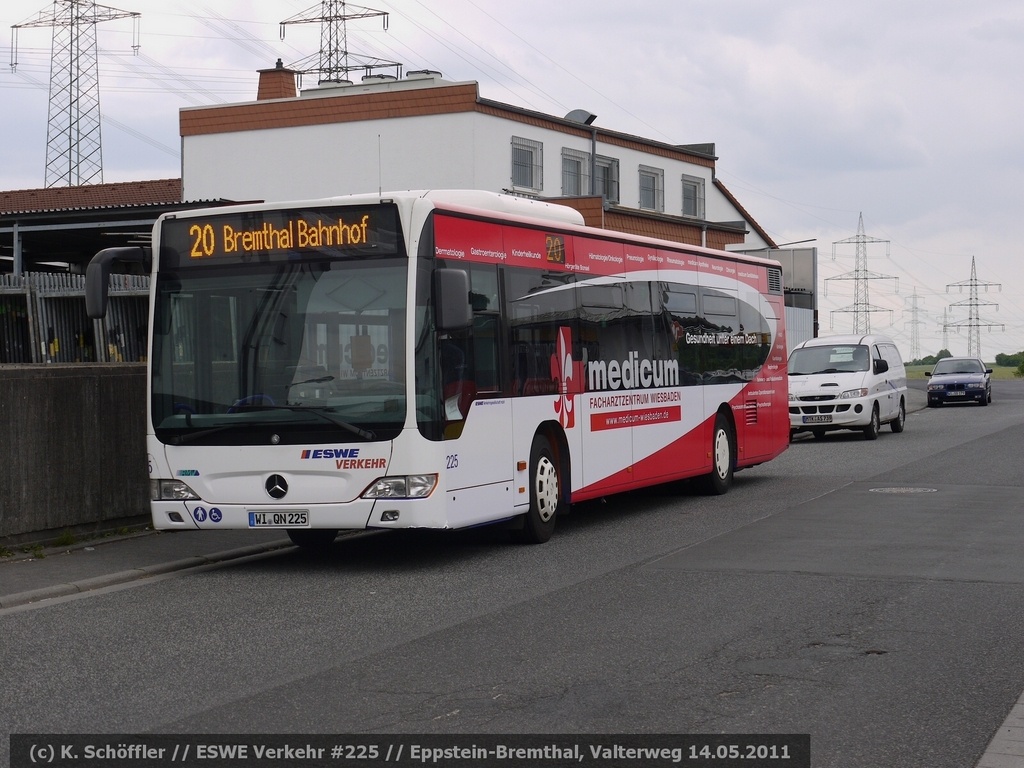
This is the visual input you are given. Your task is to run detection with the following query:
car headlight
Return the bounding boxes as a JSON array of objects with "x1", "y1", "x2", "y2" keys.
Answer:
[
  {"x1": 151, "y1": 479, "x2": 199, "y2": 501},
  {"x1": 927, "y1": 384, "x2": 943, "y2": 391},
  {"x1": 362, "y1": 474, "x2": 438, "y2": 499},
  {"x1": 966, "y1": 382, "x2": 985, "y2": 389},
  {"x1": 840, "y1": 388, "x2": 868, "y2": 399}
]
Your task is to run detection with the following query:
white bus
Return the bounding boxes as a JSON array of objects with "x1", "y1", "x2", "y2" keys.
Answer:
[{"x1": 87, "y1": 190, "x2": 790, "y2": 549}]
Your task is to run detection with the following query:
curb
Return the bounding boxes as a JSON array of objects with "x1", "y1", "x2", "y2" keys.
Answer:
[{"x1": 0, "y1": 539, "x2": 292, "y2": 609}]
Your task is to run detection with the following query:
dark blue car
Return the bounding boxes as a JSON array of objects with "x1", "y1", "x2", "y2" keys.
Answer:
[{"x1": 925, "y1": 357, "x2": 992, "y2": 406}]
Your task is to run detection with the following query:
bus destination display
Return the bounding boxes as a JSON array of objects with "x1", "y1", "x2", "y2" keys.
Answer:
[{"x1": 161, "y1": 206, "x2": 399, "y2": 266}]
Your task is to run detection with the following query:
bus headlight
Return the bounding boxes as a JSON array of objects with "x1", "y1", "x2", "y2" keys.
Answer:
[
  {"x1": 362, "y1": 474, "x2": 438, "y2": 499},
  {"x1": 151, "y1": 479, "x2": 200, "y2": 501}
]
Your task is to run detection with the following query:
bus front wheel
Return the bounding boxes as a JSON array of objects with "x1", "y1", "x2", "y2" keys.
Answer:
[{"x1": 512, "y1": 435, "x2": 560, "y2": 544}]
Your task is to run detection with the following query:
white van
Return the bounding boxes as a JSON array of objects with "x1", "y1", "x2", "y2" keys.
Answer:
[{"x1": 787, "y1": 334, "x2": 908, "y2": 440}]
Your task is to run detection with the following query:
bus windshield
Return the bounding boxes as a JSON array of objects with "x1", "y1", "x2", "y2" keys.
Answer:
[{"x1": 151, "y1": 205, "x2": 407, "y2": 445}]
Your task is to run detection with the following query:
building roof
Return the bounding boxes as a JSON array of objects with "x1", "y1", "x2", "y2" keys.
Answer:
[
  {"x1": 0, "y1": 179, "x2": 246, "y2": 276},
  {"x1": 0, "y1": 178, "x2": 183, "y2": 215},
  {"x1": 714, "y1": 178, "x2": 777, "y2": 248},
  {"x1": 181, "y1": 78, "x2": 719, "y2": 169}
]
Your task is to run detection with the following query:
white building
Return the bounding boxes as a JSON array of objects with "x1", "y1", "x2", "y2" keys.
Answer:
[{"x1": 180, "y1": 65, "x2": 775, "y2": 254}]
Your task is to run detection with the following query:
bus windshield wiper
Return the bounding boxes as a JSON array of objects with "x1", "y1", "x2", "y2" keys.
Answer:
[
  {"x1": 168, "y1": 423, "x2": 255, "y2": 445},
  {"x1": 167, "y1": 406, "x2": 375, "y2": 444},
  {"x1": 288, "y1": 375, "x2": 335, "y2": 389},
  {"x1": 259, "y1": 404, "x2": 376, "y2": 440}
]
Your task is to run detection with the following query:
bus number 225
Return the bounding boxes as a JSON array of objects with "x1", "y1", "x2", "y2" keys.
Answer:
[{"x1": 446, "y1": 454, "x2": 459, "y2": 469}]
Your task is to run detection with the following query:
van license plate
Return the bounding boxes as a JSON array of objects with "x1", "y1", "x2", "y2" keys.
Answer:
[
  {"x1": 248, "y1": 511, "x2": 309, "y2": 528},
  {"x1": 803, "y1": 415, "x2": 832, "y2": 424}
]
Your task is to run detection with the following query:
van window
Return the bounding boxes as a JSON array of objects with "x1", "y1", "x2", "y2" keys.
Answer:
[{"x1": 877, "y1": 343, "x2": 903, "y2": 369}]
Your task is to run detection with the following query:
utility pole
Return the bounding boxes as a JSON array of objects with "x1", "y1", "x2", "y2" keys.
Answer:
[
  {"x1": 825, "y1": 213, "x2": 897, "y2": 334},
  {"x1": 11, "y1": 0, "x2": 140, "y2": 187},
  {"x1": 945, "y1": 255, "x2": 1002, "y2": 357},
  {"x1": 279, "y1": 1, "x2": 400, "y2": 86}
]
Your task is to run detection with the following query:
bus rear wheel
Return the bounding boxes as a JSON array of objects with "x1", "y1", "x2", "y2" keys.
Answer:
[
  {"x1": 512, "y1": 435, "x2": 560, "y2": 544},
  {"x1": 699, "y1": 412, "x2": 734, "y2": 495},
  {"x1": 287, "y1": 529, "x2": 338, "y2": 551}
]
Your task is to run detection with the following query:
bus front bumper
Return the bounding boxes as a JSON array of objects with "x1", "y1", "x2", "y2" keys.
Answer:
[{"x1": 151, "y1": 498, "x2": 451, "y2": 531}]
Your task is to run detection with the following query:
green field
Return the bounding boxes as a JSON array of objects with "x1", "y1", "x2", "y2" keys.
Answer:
[{"x1": 906, "y1": 364, "x2": 1019, "y2": 380}]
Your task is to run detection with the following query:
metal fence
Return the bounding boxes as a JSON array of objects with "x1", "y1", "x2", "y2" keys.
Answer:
[{"x1": 0, "y1": 273, "x2": 150, "y2": 364}]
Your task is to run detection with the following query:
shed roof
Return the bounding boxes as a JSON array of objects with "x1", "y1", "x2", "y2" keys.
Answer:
[{"x1": 0, "y1": 179, "x2": 184, "y2": 215}]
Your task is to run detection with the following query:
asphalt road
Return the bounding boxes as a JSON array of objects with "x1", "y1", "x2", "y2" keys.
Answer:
[{"x1": 2, "y1": 380, "x2": 1024, "y2": 768}]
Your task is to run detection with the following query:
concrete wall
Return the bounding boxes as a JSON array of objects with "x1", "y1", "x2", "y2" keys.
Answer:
[{"x1": 0, "y1": 364, "x2": 148, "y2": 541}]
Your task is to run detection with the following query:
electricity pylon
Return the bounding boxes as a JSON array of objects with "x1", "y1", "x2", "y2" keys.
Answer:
[
  {"x1": 945, "y1": 256, "x2": 1002, "y2": 357},
  {"x1": 11, "y1": 0, "x2": 140, "y2": 187},
  {"x1": 825, "y1": 213, "x2": 897, "y2": 334},
  {"x1": 940, "y1": 307, "x2": 952, "y2": 352},
  {"x1": 903, "y1": 287, "x2": 926, "y2": 360},
  {"x1": 279, "y1": 1, "x2": 400, "y2": 85}
]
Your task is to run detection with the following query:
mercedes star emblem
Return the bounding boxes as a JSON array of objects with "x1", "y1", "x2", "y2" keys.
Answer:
[{"x1": 265, "y1": 474, "x2": 288, "y2": 499}]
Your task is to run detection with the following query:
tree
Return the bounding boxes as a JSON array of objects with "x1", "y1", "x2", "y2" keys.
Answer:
[{"x1": 912, "y1": 349, "x2": 953, "y2": 367}]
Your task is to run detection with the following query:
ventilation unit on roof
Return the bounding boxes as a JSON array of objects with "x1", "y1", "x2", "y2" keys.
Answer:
[{"x1": 407, "y1": 69, "x2": 442, "y2": 79}]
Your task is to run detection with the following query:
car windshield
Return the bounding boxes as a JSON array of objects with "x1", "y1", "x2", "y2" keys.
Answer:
[
  {"x1": 932, "y1": 359, "x2": 984, "y2": 375},
  {"x1": 788, "y1": 344, "x2": 870, "y2": 375}
]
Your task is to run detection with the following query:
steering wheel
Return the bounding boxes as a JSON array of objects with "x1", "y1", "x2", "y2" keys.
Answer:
[{"x1": 228, "y1": 394, "x2": 275, "y2": 413}]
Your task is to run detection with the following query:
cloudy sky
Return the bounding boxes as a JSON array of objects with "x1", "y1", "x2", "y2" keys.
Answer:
[{"x1": 2, "y1": 0, "x2": 1023, "y2": 358}]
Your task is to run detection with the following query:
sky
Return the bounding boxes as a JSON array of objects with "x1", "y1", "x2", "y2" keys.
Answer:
[{"x1": 2, "y1": 0, "x2": 1023, "y2": 359}]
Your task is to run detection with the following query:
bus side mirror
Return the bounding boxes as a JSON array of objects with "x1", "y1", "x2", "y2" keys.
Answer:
[
  {"x1": 434, "y1": 269, "x2": 472, "y2": 331},
  {"x1": 86, "y1": 246, "x2": 148, "y2": 319}
]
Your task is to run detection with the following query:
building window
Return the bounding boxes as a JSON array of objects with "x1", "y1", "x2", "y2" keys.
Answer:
[
  {"x1": 561, "y1": 148, "x2": 590, "y2": 196},
  {"x1": 511, "y1": 136, "x2": 543, "y2": 191},
  {"x1": 681, "y1": 174, "x2": 706, "y2": 219},
  {"x1": 594, "y1": 155, "x2": 619, "y2": 203},
  {"x1": 639, "y1": 165, "x2": 664, "y2": 211}
]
